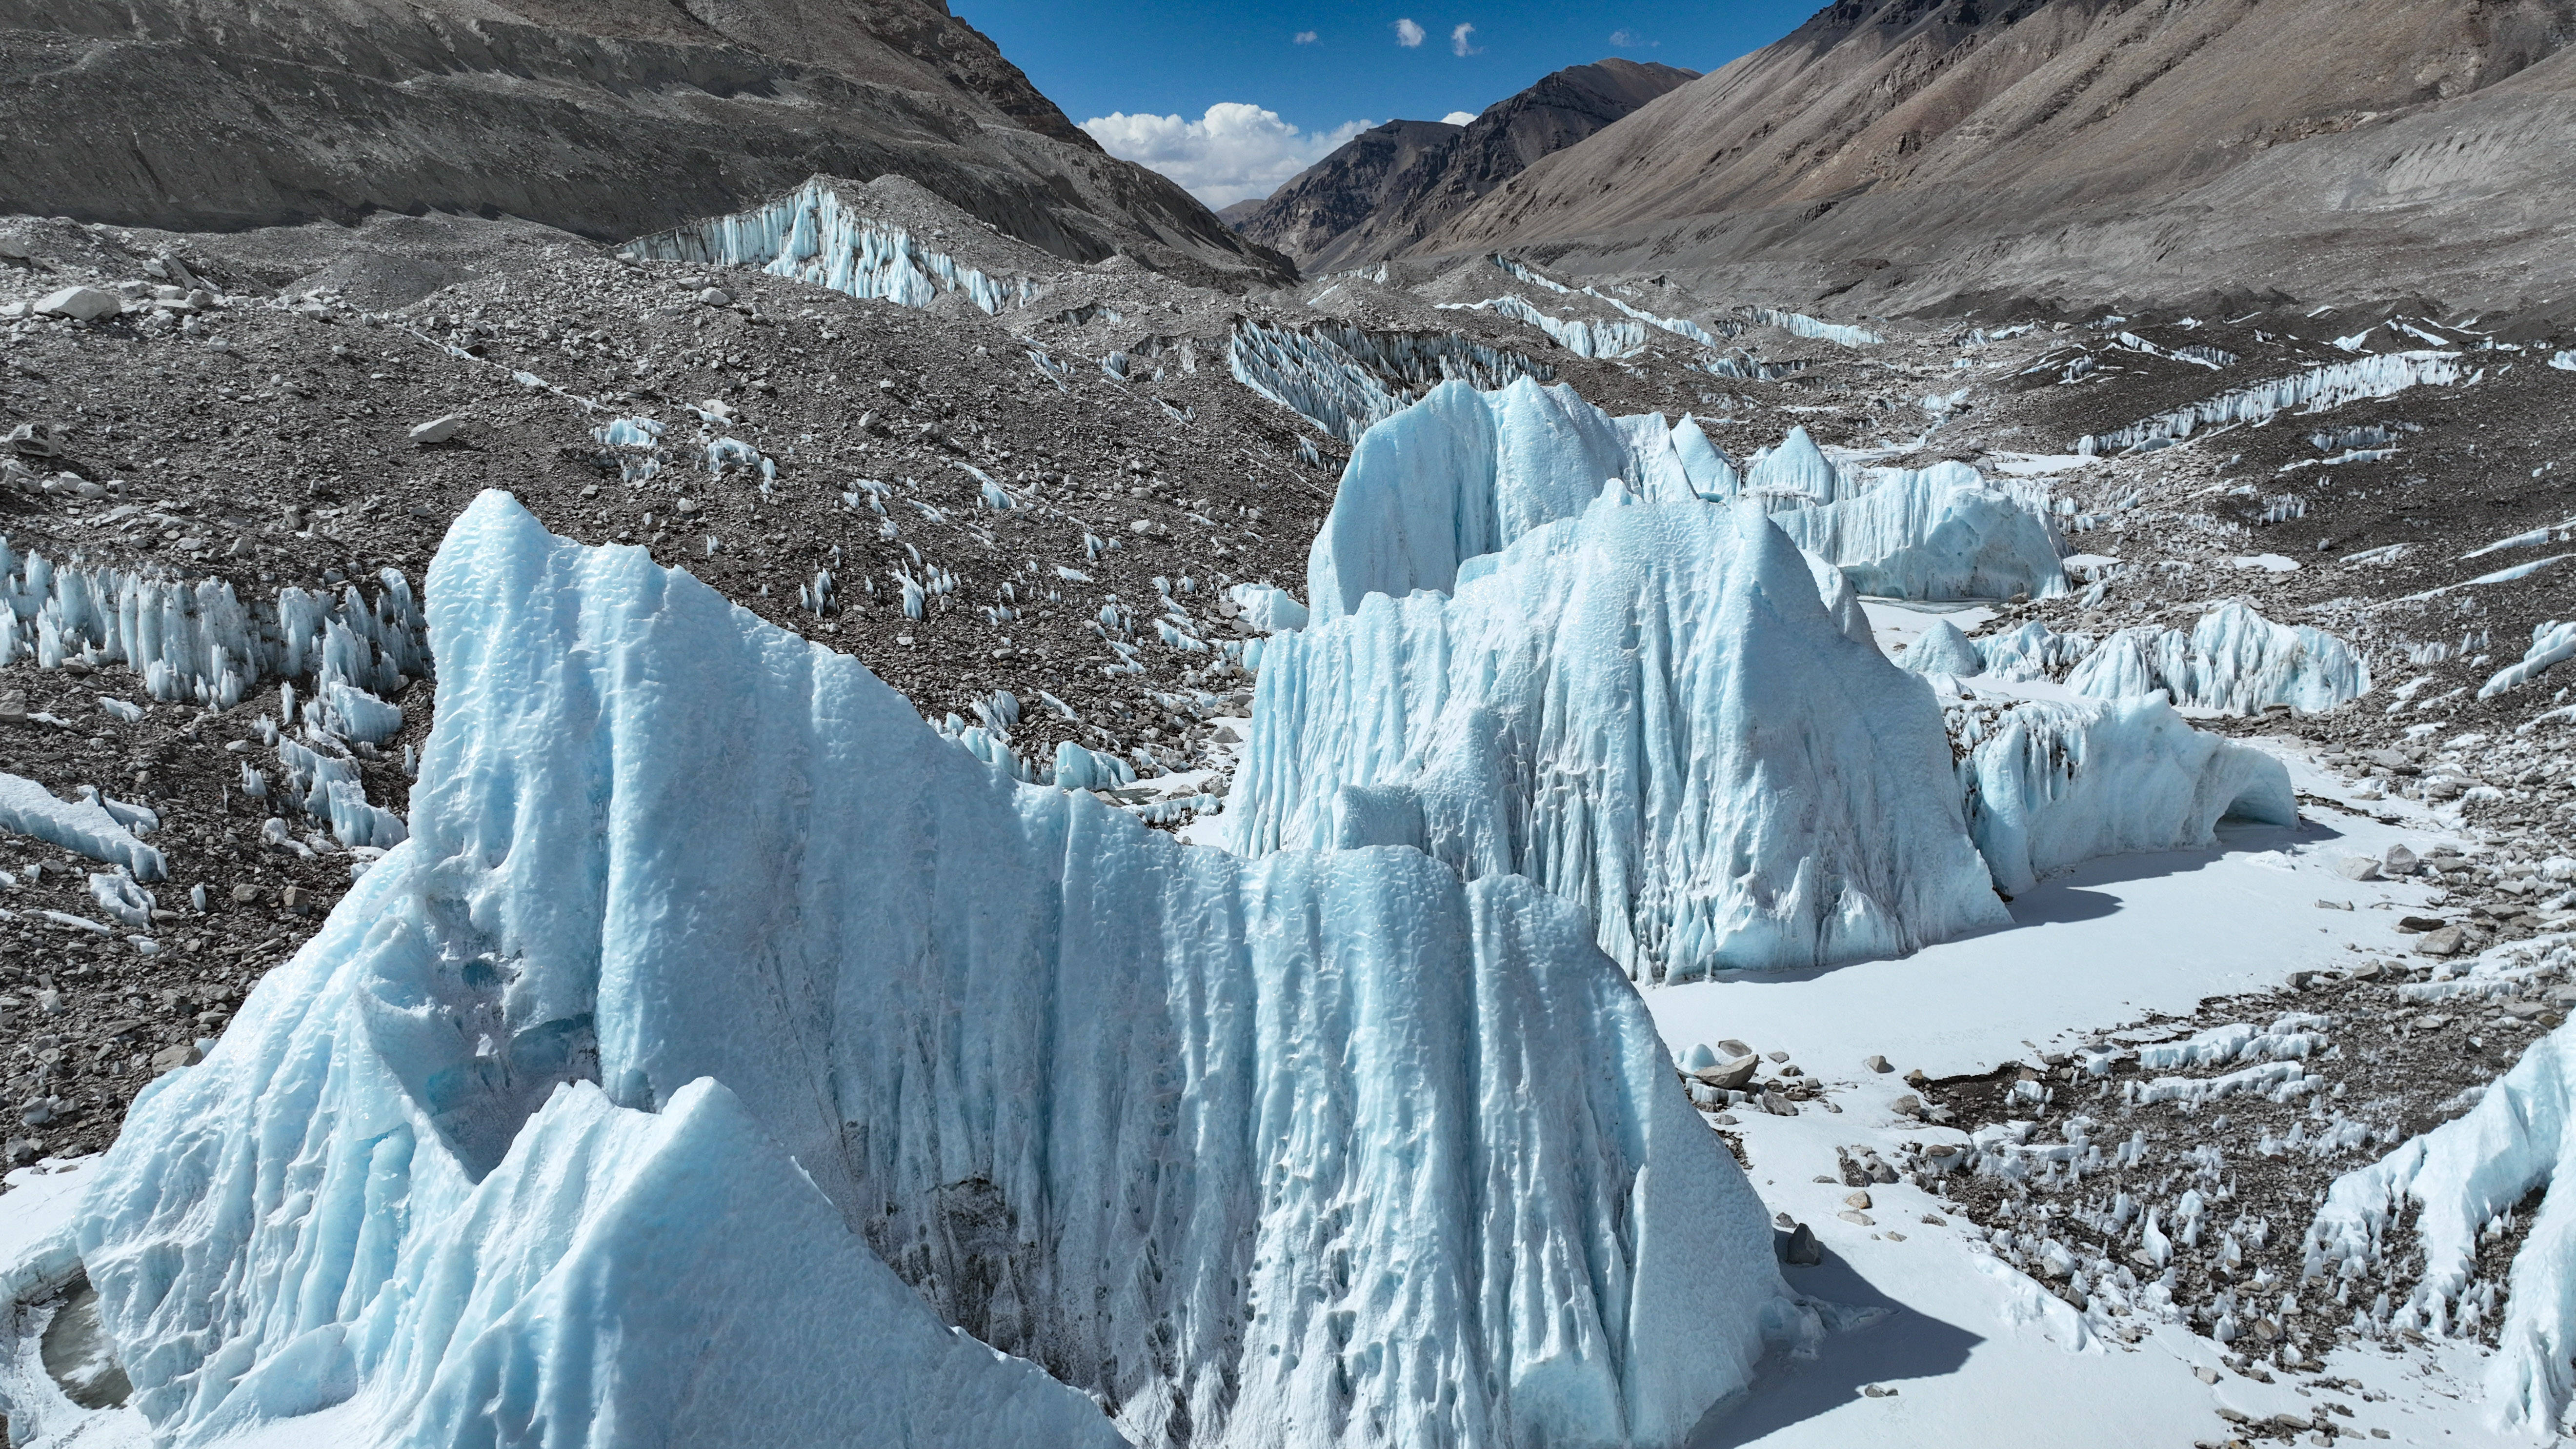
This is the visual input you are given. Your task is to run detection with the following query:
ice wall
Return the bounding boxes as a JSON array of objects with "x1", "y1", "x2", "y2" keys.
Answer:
[
  {"x1": 629, "y1": 177, "x2": 1039, "y2": 315},
  {"x1": 0, "y1": 772, "x2": 166, "y2": 879},
  {"x1": 2066, "y1": 602, "x2": 2369, "y2": 715},
  {"x1": 1238, "y1": 493, "x2": 2011, "y2": 981},
  {"x1": 71, "y1": 493, "x2": 1799, "y2": 1449},
  {"x1": 1743, "y1": 308, "x2": 1883, "y2": 347},
  {"x1": 1770, "y1": 462, "x2": 2067, "y2": 602},
  {"x1": 1950, "y1": 696, "x2": 2297, "y2": 896},
  {"x1": 2308, "y1": 1002, "x2": 2576, "y2": 1434},
  {"x1": 1228, "y1": 320, "x2": 1554, "y2": 443},
  {"x1": 2075, "y1": 351, "x2": 2463, "y2": 455}
]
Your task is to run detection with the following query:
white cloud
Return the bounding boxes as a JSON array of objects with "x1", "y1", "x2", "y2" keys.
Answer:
[
  {"x1": 1082, "y1": 103, "x2": 1372, "y2": 210},
  {"x1": 1609, "y1": 27, "x2": 1659, "y2": 47},
  {"x1": 1441, "y1": 111, "x2": 1477, "y2": 126},
  {"x1": 1393, "y1": 18, "x2": 1425, "y2": 47},
  {"x1": 1293, "y1": 29, "x2": 1318, "y2": 43},
  {"x1": 1450, "y1": 22, "x2": 1481, "y2": 56}
]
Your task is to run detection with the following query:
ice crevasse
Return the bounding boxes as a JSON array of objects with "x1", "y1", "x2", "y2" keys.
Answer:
[
  {"x1": 58, "y1": 492, "x2": 1805, "y2": 1449},
  {"x1": 1234, "y1": 490, "x2": 2012, "y2": 982}
]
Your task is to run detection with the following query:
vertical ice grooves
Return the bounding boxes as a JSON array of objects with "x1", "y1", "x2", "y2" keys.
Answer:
[
  {"x1": 1228, "y1": 320, "x2": 1554, "y2": 442},
  {"x1": 629, "y1": 177, "x2": 1040, "y2": 315},
  {"x1": 74, "y1": 492, "x2": 1796, "y2": 1449}
]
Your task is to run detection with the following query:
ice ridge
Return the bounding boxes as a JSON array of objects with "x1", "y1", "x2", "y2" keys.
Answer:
[
  {"x1": 1228, "y1": 319, "x2": 1554, "y2": 443},
  {"x1": 70, "y1": 491, "x2": 1799, "y2": 1449},
  {"x1": 2065, "y1": 602, "x2": 2371, "y2": 714},
  {"x1": 1769, "y1": 462, "x2": 2067, "y2": 602},
  {"x1": 2075, "y1": 351, "x2": 2463, "y2": 455},
  {"x1": 1948, "y1": 696, "x2": 2296, "y2": 896},
  {"x1": 2308, "y1": 1006, "x2": 2576, "y2": 1434},
  {"x1": 629, "y1": 176, "x2": 1040, "y2": 315},
  {"x1": 1236, "y1": 492, "x2": 2012, "y2": 981}
]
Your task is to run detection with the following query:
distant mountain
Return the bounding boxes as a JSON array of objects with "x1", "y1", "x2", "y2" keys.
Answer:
[
  {"x1": 1420, "y1": 0, "x2": 2576, "y2": 313},
  {"x1": 1234, "y1": 59, "x2": 1697, "y2": 273},
  {"x1": 0, "y1": 0, "x2": 1288, "y2": 285}
]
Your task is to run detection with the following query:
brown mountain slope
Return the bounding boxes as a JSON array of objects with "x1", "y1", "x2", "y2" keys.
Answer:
[
  {"x1": 0, "y1": 0, "x2": 1289, "y2": 285},
  {"x1": 1236, "y1": 59, "x2": 1696, "y2": 273},
  {"x1": 1420, "y1": 0, "x2": 2576, "y2": 314}
]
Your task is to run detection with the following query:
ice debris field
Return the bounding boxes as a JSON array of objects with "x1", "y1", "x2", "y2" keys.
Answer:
[{"x1": 8, "y1": 371, "x2": 2565, "y2": 1449}]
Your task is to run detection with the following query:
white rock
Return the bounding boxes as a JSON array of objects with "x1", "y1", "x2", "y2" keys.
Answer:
[
  {"x1": 408, "y1": 414, "x2": 464, "y2": 445},
  {"x1": 33, "y1": 286, "x2": 121, "y2": 322}
]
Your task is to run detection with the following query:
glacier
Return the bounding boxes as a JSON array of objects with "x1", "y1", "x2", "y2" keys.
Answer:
[
  {"x1": 1305, "y1": 379, "x2": 1704, "y2": 620},
  {"x1": 2065, "y1": 602, "x2": 2371, "y2": 714},
  {"x1": 628, "y1": 176, "x2": 1041, "y2": 315},
  {"x1": 1302, "y1": 382, "x2": 2060, "y2": 620},
  {"x1": 2075, "y1": 351, "x2": 2463, "y2": 455},
  {"x1": 60, "y1": 492, "x2": 1803, "y2": 1449},
  {"x1": 0, "y1": 772, "x2": 167, "y2": 879},
  {"x1": 1768, "y1": 462, "x2": 2067, "y2": 602},
  {"x1": 2307, "y1": 985, "x2": 2576, "y2": 1435},
  {"x1": 1235, "y1": 491, "x2": 2012, "y2": 982},
  {"x1": 0, "y1": 535, "x2": 423, "y2": 715},
  {"x1": 1228, "y1": 320, "x2": 1554, "y2": 443},
  {"x1": 1948, "y1": 695, "x2": 2297, "y2": 896}
]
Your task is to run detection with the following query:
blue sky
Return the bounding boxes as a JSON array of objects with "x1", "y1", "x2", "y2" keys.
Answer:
[{"x1": 954, "y1": 1, "x2": 1823, "y2": 208}]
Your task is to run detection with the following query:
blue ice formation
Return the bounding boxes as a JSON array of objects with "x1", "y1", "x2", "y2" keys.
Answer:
[
  {"x1": 58, "y1": 493, "x2": 1802, "y2": 1449},
  {"x1": 1305, "y1": 380, "x2": 1730, "y2": 620},
  {"x1": 0, "y1": 536, "x2": 422, "y2": 715},
  {"x1": 1227, "y1": 319, "x2": 1554, "y2": 443},
  {"x1": 1950, "y1": 696, "x2": 2296, "y2": 896},
  {"x1": 1226, "y1": 581, "x2": 1310, "y2": 632},
  {"x1": 629, "y1": 176, "x2": 1041, "y2": 315},
  {"x1": 2480, "y1": 620, "x2": 2576, "y2": 698},
  {"x1": 1441, "y1": 295, "x2": 1652, "y2": 360},
  {"x1": 1971, "y1": 620, "x2": 2099, "y2": 683},
  {"x1": 1901, "y1": 618, "x2": 1985, "y2": 676},
  {"x1": 2066, "y1": 602, "x2": 2370, "y2": 714},
  {"x1": 1743, "y1": 308, "x2": 1884, "y2": 347},
  {"x1": 2309, "y1": 986, "x2": 2576, "y2": 1434},
  {"x1": 1743, "y1": 426, "x2": 1851, "y2": 503},
  {"x1": 0, "y1": 771, "x2": 166, "y2": 879},
  {"x1": 1235, "y1": 493, "x2": 2011, "y2": 981},
  {"x1": 1769, "y1": 462, "x2": 2068, "y2": 602},
  {"x1": 1305, "y1": 382, "x2": 2060, "y2": 619},
  {"x1": 2075, "y1": 351, "x2": 2463, "y2": 455}
]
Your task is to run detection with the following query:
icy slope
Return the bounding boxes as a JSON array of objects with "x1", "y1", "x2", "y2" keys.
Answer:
[
  {"x1": 1949, "y1": 695, "x2": 2298, "y2": 896},
  {"x1": 71, "y1": 492, "x2": 1796, "y2": 1449},
  {"x1": 2066, "y1": 601, "x2": 2370, "y2": 714},
  {"x1": 1237, "y1": 493, "x2": 2010, "y2": 981},
  {"x1": 2308, "y1": 991, "x2": 2576, "y2": 1435},
  {"x1": 1769, "y1": 462, "x2": 2066, "y2": 602}
]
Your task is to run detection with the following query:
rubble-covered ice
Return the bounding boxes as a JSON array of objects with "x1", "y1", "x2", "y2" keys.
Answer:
[
  {"x1": 2065, "y1": 601, "x2": 2370, "y2": 714},
  {"x1": 1948, "y1": 695, "x2": 2297, "y2": 896},
  {"x1": 63, "y1": 492, "x2": 1802, "y2": 1449},
  {"x1": 2308, "y1": 1009, "x2": 2576, "y2": 1434},
  {"x1": 1237, "y1": 492, "x2": 2011, "y2": 981},
  {"x1": 1769, "y1": 462, "x2": 2068, "y2": 601}
]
